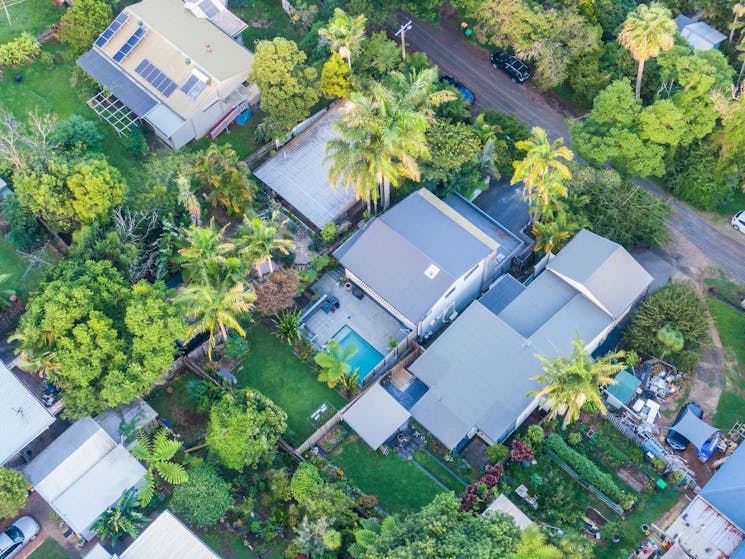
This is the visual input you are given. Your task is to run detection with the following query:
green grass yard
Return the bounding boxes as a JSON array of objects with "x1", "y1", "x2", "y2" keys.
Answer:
[
  {"x1": 0, "y1": 236, "x2": 50, "y2": 296},
  {"x1": 413, "y1": 449, "x2": 466, "y2": 492},
  {"x1": 0, "y1": 0, "x2": 62, "y2": 44},
  {"x1": 201, "y1": 528, "x2": 286, "y2": 559},
  {"x1": 234, "y1": 325, "x2": 346, "y2": 447},
  {"x1": 329, "y1": 434, "x2": 444, "y2": 514},
  {"x1": 27, "y1": 539, "x2": 69, "y2": 559},
  {"x1": 146, "y1": 372, "x2": 209, "y2": 445}
]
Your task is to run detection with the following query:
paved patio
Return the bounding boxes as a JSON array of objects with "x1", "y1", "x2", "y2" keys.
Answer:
[{"x1": 302, "y1": 270, "x2": 410, "y2": 355}]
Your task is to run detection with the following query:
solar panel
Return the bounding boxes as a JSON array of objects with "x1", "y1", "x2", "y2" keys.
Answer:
[
  {"x1": 134, "y1": 58, "x2": 178, "y2": 98},
  {"x1": 94, "y1": 12, "x2": 129, "y2": 48},
  {"x1": 112, "y1": 26, "x2": 147, "y2": 63},
  {"x1": 199, "y1": 0, "x2": 220, "y2": 18},
  {"x1": 180, "y1": 74, "x2": 208, "y2": 100}
]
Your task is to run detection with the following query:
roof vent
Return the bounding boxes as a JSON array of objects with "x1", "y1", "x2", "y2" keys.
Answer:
[{"x1": 424, "y1": 264, "x2": 440, "y2": 279}]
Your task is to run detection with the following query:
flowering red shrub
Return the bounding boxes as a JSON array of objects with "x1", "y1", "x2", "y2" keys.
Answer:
[
  {"x1": 510, "y1": 440, "x2": 534, "y2": 462},
  {"x1": 458, "y1": 463, "x2": 505, "y2": 512}
]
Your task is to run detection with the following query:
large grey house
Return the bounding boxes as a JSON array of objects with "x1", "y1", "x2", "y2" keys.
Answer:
[
  {"x1": 408, "y1": 229, "x2": 653, "y2": 450},
  {"x1": 334, "y1": 188, "x2": 527, "y2": 340}
]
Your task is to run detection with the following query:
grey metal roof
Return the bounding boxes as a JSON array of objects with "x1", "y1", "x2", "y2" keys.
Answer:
[
  {"x1": 121, "y1": 510, "x2": 222, "y2": 559},
  {"x1": 546, "y1": 229, "x2": 652, "y2": 318},
  {"x1": 334, "y1": 189, "x2": 502, "y2": 324},
  {"x1": 0, "y1": 360, "x2": 54, "y2": 465},
  {"x1": 479, "y1": 274, "x2": 525, "y2": 316},
  {"x1": 83, "y1": 544, "x2": 112, "y2": 559},
  {"x1": 700, "y1": 444, "x2": 745, "y2": 530},
  {"x1": 77, "y1": 49, "x2": 158, "y2": 117},
  {"x1": 94, "y1": 398, "x2": 157, "y2": 444},
  {"x1": 674, "y1": 14, "x2": 694, "y2": 31},
  {"x1": 682, "y1": 21, "x2": 727, "y2": 50},
  {"x1": 24, "y1": 418, "x2": 146, "y2": 538},
  {"x1": 208, "y1": 7, "x2": 248, "y2": 37},
  {"x1": 253, "y1": 104, "x2": 359, "y2": 229},
  {"x1": 410, "y1": 302, "x2": 543, "y2": 449},
  {"x1": 342, "y1": 384, "x2": 411, "y2": 450}
]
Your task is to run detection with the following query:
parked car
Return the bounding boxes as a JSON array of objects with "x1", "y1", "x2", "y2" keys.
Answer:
[
  {"x1": 490, "y1": 51, "x2": 531, "y2": 83},
  {"x1": 0, "y1": 517, "x2": 39, "y2": 559},
  {"x1": 731, "y1": 210, "x2": 745, "y2": 233},
  {"x1": 440, "y1": 75, "x2": 476, "y2": 105},
  {"x1": 666, "y1": 402, "x2": 704, "y2": 451}
]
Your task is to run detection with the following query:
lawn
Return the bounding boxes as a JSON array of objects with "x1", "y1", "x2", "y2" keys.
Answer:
[
  {"x1": 201, "y1": 528, "x2": 286, "y2": 559},
  {"x1": 0, "y1": 41, "x2": 145, "y2": 183},
  {"x1": 146, "y1": 372, "x2": 209, "y2": 445},
  {"x1": 27, "y1": 539, "x2": 69, "y2": 559},
  {"x1": 329, "y1": 434, "x2": 444, "y2": 514},
  {"x1": 0, "y1": 236, "x2": 51, "y2": 296},
  {"x1": 0, "y1": 0, "x2": 62, "y2": 44},
  {"x1": 234, "y1": 325, "x2": 346, "y2": 447},
  {"x1": 413, "y1": 449, "x2": 467, "y2": 492}
]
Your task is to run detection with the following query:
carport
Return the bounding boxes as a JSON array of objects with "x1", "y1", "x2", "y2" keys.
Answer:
[{"x1": 670, "y1": 408, "x2": 720, "y2": 449}]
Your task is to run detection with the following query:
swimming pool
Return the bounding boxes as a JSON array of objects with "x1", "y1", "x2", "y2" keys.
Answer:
[{"x1": 332, "y1": 325, "x2": 384, "y2": 384}]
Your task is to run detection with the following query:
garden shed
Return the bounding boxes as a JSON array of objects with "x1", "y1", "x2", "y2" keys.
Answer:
[
  {"x1": 342, "y1": 383, "x2": 410, "y2": 450},
  {"x1": 606, "y1": 369, "x2": 642, "y2": 409},
  {"x1": 483, "y1": 494, "x2": 533, "y2": 530}
]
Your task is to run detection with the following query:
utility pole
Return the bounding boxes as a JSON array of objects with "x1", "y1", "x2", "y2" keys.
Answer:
[{"x1": 395, "y1": 19, "x2": 412, "y2": 61}]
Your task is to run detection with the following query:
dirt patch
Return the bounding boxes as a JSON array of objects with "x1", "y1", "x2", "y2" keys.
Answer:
[
  {"x1": 617, "y1": 464, "x2": 653, "y2": 493},
  {"x1": 248, "y1": 18, "x2": 272, "y2": 28}
]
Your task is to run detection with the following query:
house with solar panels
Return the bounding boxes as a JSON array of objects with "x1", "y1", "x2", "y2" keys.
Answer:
[{"x1": 76, "y1": 0, "x2": 258, "y2": 148}]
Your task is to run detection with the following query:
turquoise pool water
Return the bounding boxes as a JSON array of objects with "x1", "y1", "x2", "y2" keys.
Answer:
[{"x1": 332, "y1": 325, "x2": 384, "y2": 384}]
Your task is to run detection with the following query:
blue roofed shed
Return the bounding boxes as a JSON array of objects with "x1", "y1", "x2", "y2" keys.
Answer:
[{"x1": 606, "y1": 369, "x2": 641, "y2": 409}]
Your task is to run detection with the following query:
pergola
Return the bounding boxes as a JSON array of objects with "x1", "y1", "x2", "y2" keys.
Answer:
[{"x1": 87, "y1": 91, "x2": 140, "y2": 135}]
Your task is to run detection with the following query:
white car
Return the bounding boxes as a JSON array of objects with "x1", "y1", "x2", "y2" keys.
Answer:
[
  {"x1": 732, "y1": 211, "x2": 745, "y2": 233},
  {"x1": 0, "y1": 516, "x2": 40, "y2": 559}
]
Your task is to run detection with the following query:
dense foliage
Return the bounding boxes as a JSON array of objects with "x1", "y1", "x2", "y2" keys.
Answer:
[
  {"x1": 170, "y1": 464, "x2": 233, "y2": 528},
  {"x1": 58, "y1": 0, "x2": 112, "y2": 54},
  {"x1": 0, "y1": 468, "x2": 27, "y2": 519},
  {"x1": 622, "y1": 283, "x2": 711, "y2": 371},
  {"x1": 0, "y1": 33, "x2": 40, "y2": 67}
]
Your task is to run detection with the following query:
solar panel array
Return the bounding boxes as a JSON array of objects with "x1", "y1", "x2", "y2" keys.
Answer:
[
  {"x1": 113, "y1": 27, "x2": 147, "y2": 63},
  {"x1": 180, "y1": 74, "x2": 208, "y2": 100},
  {"x1": 199, "y1": 0, "x2": 220, "y2": 18},
  {"x1": 135, "y1": 59, "x2": 178, "y2": 97},
  {"x1": 95, "y1": 12, "x2": 129, "y2": 48}
]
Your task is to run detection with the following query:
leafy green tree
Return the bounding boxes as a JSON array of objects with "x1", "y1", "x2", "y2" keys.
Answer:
[
  {"x1": 0, "y1": 33, "x2": 40, "y2": 66},
  {"x1": 530, "y1": 336, "x2": 626, "y2": 429},
  {"x1": 235, "y1": 212, "x2": 295, "y2": 278},
  {"x1": 206, "y1": 389, "x2": 287, "y2": 471},
  {"x1": 716, "y1": 92, "x2": 745, "y2": 162},
  {"x1": 357, "y1": 31, "x2": 400, "y2": 78},
  {"x1": 92, "y1": 489, "x2": 148, "y2": 545},
  {"x1": 14, "y1": 156, "x2": 125, "y2": 232},
  {"x1": 130, "y1": 429, "x2": 188, "y2": 506},
  {"x1": 50, "y1": 115, "x2": 102, "y2": 155},
  {"x1": 0, "y1": 196, "x2": 45, "y2": 252},
  {"x1": 617, "y1": 2, "x2": 676, "y2": 99},
  {"x1": 513, "y1": 526, "x2": 563, "y2": 559},
  {"x1": 251, "y1": 37, "x2": 320, "y2": 137},
  {"x1": 485, "y1": 444, "x2": 509, "y2": 463},
  {"x1": 58, "y1": 0, "x2": 113, "y2": 54},
  {"x1": 192, "y1": 143, "x2": 256, "y2": 217},
  {"x1": 421, "y1": 120, "x2": 482, "y2": 197},
  {"x1": 351, "y1": 492, "x2": 520, "y2": 558},
  {"x1": 170, "y1": 464, "x2": 233, "y2": 528},
  {"x1": 321, "y1": 52, "x2": 352, "y2": 99},
  {"x1": 293, "y1": 517, "x2": 342, "y2": 558},
  {"x1": 636, "y1": 99, "x2": 686, "y2": 147},
  {"x1": 318, "y1": 8, "x2": 366, "y2": 72},
  {"x1": 531, "y1": 208, "x2": 585, "y2": 254},
  {"x1": 12, "y1": 261, "x2": 185, "y2": 417},
  {"x1": 290, "y1": 463, "x2": 356, "y2": 524},
  {"x1": 0, "y1": 468, "x2": 28, "y2": 519},
  {"x1": 314, "y1": 338, "x2": 357, "y2": 388}
]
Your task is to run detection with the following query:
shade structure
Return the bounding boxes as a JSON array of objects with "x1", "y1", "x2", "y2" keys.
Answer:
[
  {"x1": 342, "y1": 383, "x2": 410, "y2": 450},
  {"x1": 671, "y1": 408, "x2": 719, "y2": 449}
]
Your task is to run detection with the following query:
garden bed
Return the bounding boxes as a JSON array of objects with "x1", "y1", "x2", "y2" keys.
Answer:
[
  {"x1": 146, "y1": 372, "x2": 208, "y2": 445},
  {"x1": 317, "y1": 423, "x2": 349, "y2": 453},
  {"x1": 232, "y1": 325, "x2": 346, "y2": 447},
  {"x1": 328, "y1": 434, "x2": 443, "y2": 514}
]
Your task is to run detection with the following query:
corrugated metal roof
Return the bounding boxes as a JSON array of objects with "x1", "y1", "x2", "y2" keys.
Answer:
[
  {"x1": 682, "y1": 21, "x2": 727, "y2": 50},
  {"x1": 0, "y1": 360, "x2": 54, "y2": 465},
  {"x1": 342, "y1": 384, "x2": 411, "y2": 450},
  {"x1": 121, "y1": 510, "x2": 221, "y2": 559},
  {"x1": 484, "y1": 494, "x2": 533, "y2": 530},
  {"x1": 667, "y1": 495, "x2": 744, "y2": 558},
  {"x1": 77, "y1": 49, "x2": 158, "y2": 117},
  {"x1": 83, "y1": 544, "x2": 112, "y2": 559},
  {"x1": 208, "y1": 8, "x2": 248, "y2": 37},
  {"x1": 479, "y1": 274, "x2": 525, "y2": 316},
  {"x1": 24, "y1": 418, "x2": 146, "y2": 538},
  {"x1": 606, "y1": 370, "x2": 641, "y2": 406},
  {"x1": 701, "y1": 444, "x2": 745, "y2": 530}
]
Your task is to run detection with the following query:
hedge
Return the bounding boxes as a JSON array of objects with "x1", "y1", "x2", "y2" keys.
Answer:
[{"x1": 546, "y1": 433, "x2": 629, "y2": 505}]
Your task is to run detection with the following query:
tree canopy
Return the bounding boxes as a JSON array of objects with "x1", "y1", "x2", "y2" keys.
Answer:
[
  {"x1": 170, "y1": 464, "x2": 233, "y2": 528},
  {"x1": 58, "y1": 0, "x2": 113, "y2": 54},
  {"x1": 0, "y1": 468, "x2": 28, "y2": 519}
]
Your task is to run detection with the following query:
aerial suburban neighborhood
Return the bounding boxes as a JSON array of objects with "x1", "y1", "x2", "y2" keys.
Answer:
[{"x1": 1, "y1": 0, "x2": 745, "y2": 557}]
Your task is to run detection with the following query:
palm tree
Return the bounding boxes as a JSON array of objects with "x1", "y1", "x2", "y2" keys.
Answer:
[
  {"x1": 192, "y1": 143, "x2": 256, "y2": 217},
  {"x1": 314, "y1": 338, "x2": 358, "y2": 388},
  {"x1": 9, "y1": 328, "x2": 59, "y2": 379},
  {"x1": 531, "y1": 212, "x2": 572, "y2": 254},
  {"x1": 177, "y1": 222, "x2": 234, "y2": 284},
  {"x1": 176, "y1": 174, "x2": 201, "y2": 226},
  {"x1": 92, "y1": 489, "x2": 149, "y2": 545},
  {"x1": 317, "y1": 8, "x2": 366, "y2": 72},
  {"x1": 737, "y1": 36, "x2": 745, "y2": 86},
  {"x1": 731, "y1": 3, "x2": 745, "y2": 42},
  {"x1": 235, "y1": 212, "x2": 295, "y2": 278},
  {"x1": 529, "y1": 335, "x2": 626, "y2": 429},
  {"x1": 511, "y1": 127, "x2": 573, "y2": 221},
  {"x1": 130, "y1": 429, "x2": 189, "y2": 506},
  {"x1": 273, "y1": 308, "x2": 301, "y2": 345},
  {"x1": 176, "y1": 280, "x2": 256, "y2": 359},
  {"x1": 618, "y1": 2, "x2": 677, "y2": 100},
  {"x1": 513, "y1": 526, "x2": 563, "y2": 559}
]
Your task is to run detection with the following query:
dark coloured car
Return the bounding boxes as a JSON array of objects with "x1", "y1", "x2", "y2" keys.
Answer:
[
  {"x1": 440, "y1": 75, "x2": 476, "y2": 105},
  {"x1": 490, "y1": 51, "x2": 531, "y2": 83},
  {"x1": 666, "y1": 401, "x2": 704, "y2": 451}
]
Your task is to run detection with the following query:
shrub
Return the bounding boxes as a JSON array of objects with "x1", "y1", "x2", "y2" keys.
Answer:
[
  {"x1": 0, "y1": 196, "x2": 45, "y2": 252},
  {"x1": 567, "y1": 432, "x2": 582, "y2": 446},
  {"x1": 0, "y1": 468, "x2": 28, "y2": 519},
  {"x1": 525, "y1": 425, "x2": 545, "y2": 447},
  {"x1": 485, "y1": 444, "x2": 508, "y2": 463},
  {"x1": 459, "y1": 463, "x2": 503, "y2": 512},
  {"x1": 223, "y1": 331, "x2": 248, "y2": 359},
  {"x1": 39, "y1": 51, "x2": 54, "y2": 69},
  {"x1": 0, "y1": 33, "x2": 40, "y2": 67},
  {"x1": 170, "y1": 464, "x2": 233, "y2": 527},
  {"x1": 546, "y1": 434, "x2": 631, "y2": 506},
  {"x1": 121, "y1": 126, "x2": 148, "y2": 159},
  {"x1": 51, "y1": 115, "x2": 102, "y2": 154},
  {"x1": 254, "y1": 271, "x2": 299, "y2": 317},
  {"x1": 320, "y1": 221, "x2": 338, "y2": 243},
  {"x1": 622, "y1": 283, "x2": 710, "y2": 372},
  {"x1": 510, "y1": 440, "x2": 534, "y2": 462}
]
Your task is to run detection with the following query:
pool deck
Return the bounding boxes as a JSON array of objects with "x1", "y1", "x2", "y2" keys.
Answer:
[{"x1": 302, "y1": 270, "x2": 410, "y2": 356}]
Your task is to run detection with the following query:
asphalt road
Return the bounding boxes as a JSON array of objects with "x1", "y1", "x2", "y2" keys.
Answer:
[{"x1": 396, "y1": 13, "x2": 745, "y2": 284}]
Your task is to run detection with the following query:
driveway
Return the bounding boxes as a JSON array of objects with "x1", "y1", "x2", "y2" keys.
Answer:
[{"x1": 395, "y1": 12, "x2": 745, "y2": 285}]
